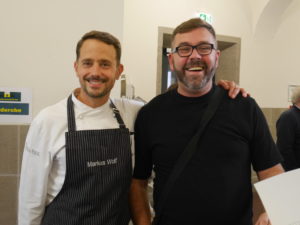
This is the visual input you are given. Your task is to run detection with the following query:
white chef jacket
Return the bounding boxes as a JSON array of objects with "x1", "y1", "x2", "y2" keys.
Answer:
[{"x1": 18, "y1": 93, "x2": 143, "y2": 225}]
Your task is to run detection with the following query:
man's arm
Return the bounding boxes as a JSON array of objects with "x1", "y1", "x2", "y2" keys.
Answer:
[
  {"x1": 254, "y1": 164, "x2": 284, "y2": 225},
  {"x1": 256, "y1": 163, "x2": 284, "y2": 180},
  {"x1": 167, "y1": 80, "x2": 248, "y2": 98},
  {"x1": 254, "y1": 212, "x2": 271, "y2": 225},
  {"x1": 18, "y1": 119, "x2": 51, "y2": 225},
  {"x1": 129, "y1": 178, "x2": 151, "y2": 225}
]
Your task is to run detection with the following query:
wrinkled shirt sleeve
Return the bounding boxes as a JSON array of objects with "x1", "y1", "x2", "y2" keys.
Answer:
[{"x1": 18, "y1": 117, "x2": 52, "y2": 225}]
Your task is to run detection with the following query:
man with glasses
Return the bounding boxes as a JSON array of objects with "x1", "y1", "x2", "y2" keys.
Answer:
[{"x1": 130, "y1": 18, "x2": 284, "y2": 225}]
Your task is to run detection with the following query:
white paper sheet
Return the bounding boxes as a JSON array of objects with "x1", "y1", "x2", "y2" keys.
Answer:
[{"x1": 254, "y1": 168, "x2": 300, "y2": 225}]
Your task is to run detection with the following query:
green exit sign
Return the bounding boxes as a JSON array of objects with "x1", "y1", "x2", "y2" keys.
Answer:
[{"x1": 198, "y1": 12, "x2": 213, "y2": 24}]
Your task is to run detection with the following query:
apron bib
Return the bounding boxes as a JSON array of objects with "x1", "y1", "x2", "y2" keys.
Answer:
[{"x1": 42, "y1": 95, "x2": 132, "y2": 225}]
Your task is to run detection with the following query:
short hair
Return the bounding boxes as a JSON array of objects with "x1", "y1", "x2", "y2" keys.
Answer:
[
  {"x1": 291, "y1": 87, "x2": 300, "y2": 104},
  {"x1": 171, "y1": 18, "x2": 217, "y2": 48},
  {"x1": 76, "y1": 30, "x2": 121, "y2": 64}
]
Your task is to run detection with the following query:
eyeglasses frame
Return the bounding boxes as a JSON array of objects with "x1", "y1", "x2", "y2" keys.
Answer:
[{"x1": 172, "y1": 43, "x2": 215, "y2": 57}]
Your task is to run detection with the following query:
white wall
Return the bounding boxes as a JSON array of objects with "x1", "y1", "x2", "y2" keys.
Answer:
[
  {"x1": 122, "y1": 0, "x2": 300, "y2": 108},
  {"x1": 248, "y1": 0, "x2": 270, "y2": 31},
  {"x1": 122, "y1": 0, "x2": 251, "y2": 101},
  {"x1": 242, "y1": 0, "x2": 300, "y2": 108},
  {"x1": 1, "y1": 0, "x2": 299, "y2": 119},
  {"x1": 0, "y1": 0, "x2": 124, "y2": 117}
]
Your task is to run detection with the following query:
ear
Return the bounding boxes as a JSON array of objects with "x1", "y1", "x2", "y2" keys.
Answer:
[
  {"x1": 215, "y1": 50, "x2": 221, "y2": 67},
  {"x1": 74, "y1": 61, "x2": 79, "y2": 77},
  {"x1": 115, "y1": 63, "x2": 124, "y2": 80},
  {"x1": 168, "y1": 53, "x2": 175, "y2": 71}
]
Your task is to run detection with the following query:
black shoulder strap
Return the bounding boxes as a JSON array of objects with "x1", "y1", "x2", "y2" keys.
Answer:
[
  {"x1": 67, "y1": 94, "x2": 76, "y2": 132},
  {"x1": 109, "y1": 99, "x2": 126, "y2": 129},
  {"x1": 152, "y1": 86, "x2": 226, "y2": 225}
]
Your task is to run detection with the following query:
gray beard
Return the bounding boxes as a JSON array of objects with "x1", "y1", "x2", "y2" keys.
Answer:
[{"x1": 175, "y1": 68, "x2": 216, "y2": 91}]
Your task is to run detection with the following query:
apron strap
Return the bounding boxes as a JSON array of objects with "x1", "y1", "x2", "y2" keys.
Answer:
[
  {"x1": 110, "y1": 100, "x2": 126, "y2": 129},
  {"x1": 67, "y1": 95, "x2": 76, "y2": 132},
  {"x1": 67, "y1": 95, "x2": 127, "y2": 131}
]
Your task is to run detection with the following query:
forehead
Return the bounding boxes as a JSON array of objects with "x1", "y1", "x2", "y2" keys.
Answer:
[
  {"x1": 79, "y1": 39, "x2": 117, "y2": 61},
  {"x1": 172, "y1": 27, "x2": 216, "y2": 47}
]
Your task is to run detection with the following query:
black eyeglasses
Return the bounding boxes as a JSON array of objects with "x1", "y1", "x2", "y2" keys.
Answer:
[{"x1": 172, "y1": 43, "x2": 215, "y2": 57}]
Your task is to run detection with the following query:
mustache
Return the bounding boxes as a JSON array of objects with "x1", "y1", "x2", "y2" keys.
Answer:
[
  {"x1": 84, "y1": 75, "x2": 108, "y2": 83},
  {"x1": 184, "y1": 60, "x2": 206, "y2": 70}
]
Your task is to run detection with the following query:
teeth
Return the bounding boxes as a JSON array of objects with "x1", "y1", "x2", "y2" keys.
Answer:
[
  {"x1": 88, "y1": 79, "x2": 102, "y2": 84},
  {"x1": 90, "y1": 80, "x2": 100, "y2": 84},
  {"x1": 188, "y1": 67, "x2": 203, "y2": 71}
]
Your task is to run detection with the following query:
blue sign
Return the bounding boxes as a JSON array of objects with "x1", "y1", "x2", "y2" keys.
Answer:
[
  {"x1": 0, "y1": 92, "x2": 21, "y2": 101},
  {"x1": 0, "y1": 103, "x2": 29, "y2": 115}
]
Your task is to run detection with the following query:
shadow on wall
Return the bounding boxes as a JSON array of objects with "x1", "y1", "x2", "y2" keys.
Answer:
[{"x1": 254, "y1": 0, "x2": 294, "y2": 40}]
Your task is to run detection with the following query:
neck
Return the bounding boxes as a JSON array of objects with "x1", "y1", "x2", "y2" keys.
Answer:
[
  {"x1": 294, "y1": 103, "x2": 300, "y2": 109},
  {"x1": 177, "y1": 81, "x2": 213, "y2": 97}
]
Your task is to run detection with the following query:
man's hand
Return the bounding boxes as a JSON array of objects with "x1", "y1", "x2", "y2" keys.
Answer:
[
  {"x1": 255, "y1": 212, "x2": 271, "y2": 225},
  {"x1": 217, "y1": 80, "x2": 248, "y2": 99}
]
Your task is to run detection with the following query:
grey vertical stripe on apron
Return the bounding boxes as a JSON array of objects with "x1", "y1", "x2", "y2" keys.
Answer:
[{"x1": 41, "y1": 95, "x2": 132, "y2": 225}]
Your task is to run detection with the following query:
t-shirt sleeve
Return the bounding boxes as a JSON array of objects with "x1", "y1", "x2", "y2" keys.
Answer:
[
  {"x1": 250, "y1": 99, "x2": 283, "y2": 171},
  {"x1": 18, "y1": 114, "x2": 52, "y2": 225}
]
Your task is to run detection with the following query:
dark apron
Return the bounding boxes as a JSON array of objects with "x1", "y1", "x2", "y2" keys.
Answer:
[{"x1": 41, "y1": 95, "x2": 132, "y2": 225}]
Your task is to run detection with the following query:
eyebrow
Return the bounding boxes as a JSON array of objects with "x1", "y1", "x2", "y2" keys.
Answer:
[
  {"x1": 80, "y1": 58, "x2": 112, "y2": 63},
  {"x1": 176, "y1": 41, "x2": 211, "y2": 47},
  {"x1": 81, "y1": 58, "x2": 92, "y2": 62}
]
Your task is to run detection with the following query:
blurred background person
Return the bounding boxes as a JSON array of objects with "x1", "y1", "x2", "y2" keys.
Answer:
[{"x1": 276, "y1": 87, "x2": 300, "y2": 171}]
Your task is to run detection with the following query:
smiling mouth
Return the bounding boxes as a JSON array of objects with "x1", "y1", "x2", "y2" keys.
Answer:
[
  {"x1": 85, "y1": 77, "x2": 107, "y2": 84},
  {"x1": 88, "y1": 79, "x2": 102, "y2": 84},
  {"x1": 186, "y1": 66, "x2": 204, "y2": 71}
]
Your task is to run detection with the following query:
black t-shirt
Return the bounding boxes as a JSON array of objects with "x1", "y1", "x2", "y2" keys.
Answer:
[{"x1": 133, "y1": 86, "x2": 282, "y2": 225}]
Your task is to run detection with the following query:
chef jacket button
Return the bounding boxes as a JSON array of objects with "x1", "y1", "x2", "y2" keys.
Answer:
[{"x1": 78, "y1": 115, "x2": 83, "y2": 119}]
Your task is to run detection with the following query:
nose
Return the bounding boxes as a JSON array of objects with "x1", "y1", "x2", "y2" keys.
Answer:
[
  {"x1": 190, "y1": 47, "x2": 202, "y2": 58},
  {"x1": 90, "y1": 64, "x2": 102, "y2": 75}
]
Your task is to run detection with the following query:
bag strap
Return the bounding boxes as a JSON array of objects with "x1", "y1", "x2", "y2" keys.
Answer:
[{"x1": 152, "y1": 86, "x2": 226, "y2": 225}]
